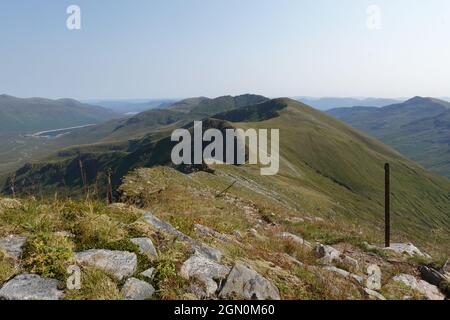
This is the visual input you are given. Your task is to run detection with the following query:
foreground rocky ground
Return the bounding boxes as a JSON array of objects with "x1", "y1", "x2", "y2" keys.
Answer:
[{"x1": 0, "y1": 167, "x2": 448, "y2": 300}]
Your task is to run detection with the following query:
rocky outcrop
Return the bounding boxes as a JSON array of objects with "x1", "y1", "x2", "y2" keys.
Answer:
[
  {"x1": 366, "y1": 264, "x2": 382, "y2": 291},
  {"x1": 393, "y1": 274, "x2": 445, "y2": 300},
  {"x1": 385, "y1": 243, "x2": 431, "y2": 258},
  {"x1": 219, "y1": 263, "x2": 280, "y2": 300},
  {"x1": 121, "y1": 277, "x2": 155, "y2": 300},
  {"x1": 131, "y1": 237, "x2": 158, "y2": 260},
  {"x1": 75, "y1": 249, "x2": 137, "y2": 280},
  {"x1": 315, "y1": 244, "x2": 359, "y2": 270},
  {"x1": 323, "y1": 266, "x2": 363, "y2": 284},
  {"x1": 180, "y1": 254, "x2": 230, "y2": 297},
  {"x1": 0, "y1": 235, "x2": 27, "y2": 260},
  {"x1": 143, "y1": 212, "x2": 222, "y2": 262},
  {"x1": 0, "y1": 274, "x2": 63, "y2": 300},
  {"x1": 419, "y1": 266, "x2": 447, "y2": 287}
]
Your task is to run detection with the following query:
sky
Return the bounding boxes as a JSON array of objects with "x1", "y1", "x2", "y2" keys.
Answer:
[{"x1": 1, "y1": 0, "x2": 450, "y2": 100}]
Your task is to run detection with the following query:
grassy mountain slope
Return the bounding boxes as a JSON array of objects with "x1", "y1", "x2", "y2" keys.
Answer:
[
  {"x1": 327, "y1": 97, "x2": 450, "y2": 177},
  {"x1": 0, "y1": 95, "x2": 119, "y2": 134},
  {"x1": 6, "y1": 98, "x2": 450, "y2": 253}
]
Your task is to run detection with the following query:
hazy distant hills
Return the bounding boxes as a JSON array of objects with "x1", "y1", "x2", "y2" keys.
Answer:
[
  {"x1": 82, "y1": 98, "x2": 176, "y2": 114},
  {"x1": 295, "y1": 97, "x2": 402, "y2": 111},
  {"x1": 328, "y1": 96, "x2": 450, "y2": 177},
  {"x1": 0, "y1": 95, "x2": 119, "y2": 134},
  {"x1": 7, "y1": 98, "x2": 450, "y2": 248}
]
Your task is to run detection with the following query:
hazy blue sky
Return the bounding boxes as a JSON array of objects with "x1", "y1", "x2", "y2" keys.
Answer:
[{"x1": 1, "y1": 0, "x2": 449, "y2": 99}]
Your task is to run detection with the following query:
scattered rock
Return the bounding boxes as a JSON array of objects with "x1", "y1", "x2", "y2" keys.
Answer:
[
  {"x1": 75, "y1": 249, "x2": 137, "y2": 280},
  {"x1": 315, "y1": 244, "x2": 341, "y2": 264},
  {"x1": 393, "y1": 274, "x2": 445, "y2": 300},
  {"x1": 180, "y1": 254, "x2": 230, "y2": 297},
  {"x1": 131, "y1": 237, "x2": 158, "y2": 260},
  {"x1": 278, "y1": 232, "x2": 311, "y2": 248},
  {"x1": 143, "y1": 212, "x2": 222, "y2": 262},
  {"x1": 366, "y1": 264, "x2": 382, "y2": 291},
  {"x1": 364, "y1": 288, "x2": 386, "y2": 300},
  {"x1": 315, "y1": 244, "x2": 359, "y2": 270},
  {"x1": 0, "y1": 274, "x2": 63, "y2": 300},
  {"x1": 121, "y1": 277, "x2": 155, "y2": 300},
  {"x1": 219, "y1": 263, "x2": 280, "y2": 300},
  {"x1": 385, "y1": 243, "x2": 431, "y2": 258},
  {"x1": 194, "y1": 224, "x2": 231, "y2": 242},
  {"x1": 140, "y1": 267, "x2": 155, "y2": 281},
  {"x1": 419, "y1": 266, "x2": 446, "y2": 287},
  {"x1": 323, "y1": 266, "x2": 363, "y2": 284},
  {"x1": 0, "y1": 235, "x2": 27, "y2": 259}
]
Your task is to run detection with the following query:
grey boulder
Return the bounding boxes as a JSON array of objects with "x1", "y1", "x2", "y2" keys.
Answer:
[
  {"x1": 180, "y1": 254, "x2": 230, "y2": 296},
  {"x1": 121, "y1": 277, "x2": 155, "y2": 300},
  {"x1": 0, "y1": 235, "x2": 27, "y2": 260},
  {"x1": 0, "y1": 274, "x2": 63, "y2": 300},
  {"x1": 393, "y1": 274, "x2": 444, "y2": 300},
  {"x1": 131, "y1": 237, "x2": 158, "y2": 260},
  {"x1": 219, "y1": 263, "x2": 280, "y2": 300},
  {"x1": 75, "y1": 249, "x2": 137, "y2": 280}
]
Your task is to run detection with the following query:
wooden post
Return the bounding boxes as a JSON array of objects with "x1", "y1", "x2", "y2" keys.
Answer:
[{"x1": 384, "y1": 163, "x2": 390, "y2": 248}]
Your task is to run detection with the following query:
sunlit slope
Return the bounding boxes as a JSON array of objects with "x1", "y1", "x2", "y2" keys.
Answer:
[
  {"x1": 213, "y1": 98, "x2": 450, "y2": 246},
  {"x1": 5, "y1": 98, "x2": 450, "y2": 248}
]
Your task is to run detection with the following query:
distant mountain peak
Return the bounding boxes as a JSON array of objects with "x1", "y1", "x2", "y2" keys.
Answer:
[{"x1": 405, "y1": 96, "x2": 430, "y2": 103}]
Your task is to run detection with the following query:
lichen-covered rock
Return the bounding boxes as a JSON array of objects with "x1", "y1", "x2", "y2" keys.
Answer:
[
  {"x1": 131, "y1": 237, "x2": 158, "y2": 260},
  {"x1": 75, "y1": 249, "x2": 137, "y2": 280},
  {"x1": 219, "y1": 263, "x2": 280, "y2": 300},
  {"x1": 0, "y1": 235, "x2": 27, "y2": 260},
  {"x1": 180, "y1": 254, "x2": 230, "y2": 296},
  {"x1": 0, "y1": 274, "x2": 63, "y2": 300},
  {"x1": 393, "y1": 274, "x2": 445, "y2": 300},
  {"x1": 121, "y1": 278, "x2": 155, "y2": 300},
  {"x1": 366, "y1": 264, "x2": 382, "y2": 291}
]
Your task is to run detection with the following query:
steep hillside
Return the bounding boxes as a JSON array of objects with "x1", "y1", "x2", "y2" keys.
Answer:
[
  {"x1": 6, "y1": 98, "x2": 450, "y2": 253},
  {"x1": 327, "y1": 97, "x2": 450, "y2": 177},
  {"x1": 0, "y1": 95, "x2": 119, "y2": 134}
]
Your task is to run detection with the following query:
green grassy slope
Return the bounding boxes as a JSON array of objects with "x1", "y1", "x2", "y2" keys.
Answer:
[
  {"x1": 0, "y1": 95, "x2": 119, "y2": 134},
  {"x1": 327, "y1": 97, "x2": 450, "y2": 177}
]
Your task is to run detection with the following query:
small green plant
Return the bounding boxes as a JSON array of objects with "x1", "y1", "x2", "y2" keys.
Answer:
[
  {"x1": 0, "y1": 251, "x2": 15, "y2": 284},
  {"x1": 22, "y1": 232, "x2": 74, "y2": 279},
  {"x1": 65, "y1": 267, "x2": 122, "y2": 300}
]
